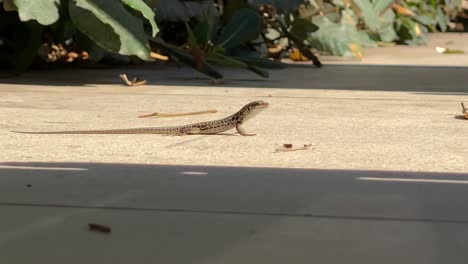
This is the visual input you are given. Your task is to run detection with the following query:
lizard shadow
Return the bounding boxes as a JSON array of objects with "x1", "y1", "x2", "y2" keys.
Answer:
[{"x1": 164, "y1": 133, "x2": 244, "y2": 148}]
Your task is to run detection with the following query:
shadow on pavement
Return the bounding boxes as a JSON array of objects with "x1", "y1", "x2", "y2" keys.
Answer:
[
  {"x1": 1, "y1": 64, "x2": 468, "y2": 93},
  {"x1": 1, "y1": 162, "x2": 468, "y2": 263}
]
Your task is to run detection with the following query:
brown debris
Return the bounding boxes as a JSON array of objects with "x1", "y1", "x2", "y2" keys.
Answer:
[
  {"x1": 119, "y1": 74, "x2": 147, "y2": 86},
  {"x1": 88, "y1": 223, "x2": 111, "y2": 234},
  {"x1": 275, "y1": 144, "x2": 312, "y2": 153},
  {"x1": 392, "y1": 3, "x2": 416, "y2": 17}
]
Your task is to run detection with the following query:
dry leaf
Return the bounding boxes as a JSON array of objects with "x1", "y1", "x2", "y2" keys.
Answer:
[
  {"x1": 348, "y1": 43, "x2": 363, "y2": 60},
  {"x1": 392, "y1": 4, "x2": 416, "y2": 17},
  {"x1": 268, "y1": 44, "x2": 284, "y2": 55},
  {"x1": 289, "y1": 48, "x2": 309, "y2": 61}
]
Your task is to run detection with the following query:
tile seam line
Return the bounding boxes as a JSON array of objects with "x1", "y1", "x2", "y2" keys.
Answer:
[{"x1": 1, "y1": 202, "x2": 467, "y2": 225}]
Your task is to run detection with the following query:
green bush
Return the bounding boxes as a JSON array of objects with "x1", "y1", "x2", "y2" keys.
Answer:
[
  {"x1": 0, "y1": 0, "x2": 464, "y2": 77},
  {"x1": 0, "y1": 0, "x2": 158, "y2": 70}
]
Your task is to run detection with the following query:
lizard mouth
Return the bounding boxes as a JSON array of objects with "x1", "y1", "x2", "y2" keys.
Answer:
[{"x1": 257, "y1": 101, "x2": 269, "y2": 108}]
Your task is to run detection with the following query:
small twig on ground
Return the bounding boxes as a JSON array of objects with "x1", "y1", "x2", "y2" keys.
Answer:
[
  {"x1": 138, "y1": 109, "x2": 217, "y2": 118},
  {"x1": 119, "y1": 74, "x2": 147, "y2": 86},
  {"x1": 274, "y1": 144, "x2": 312, "y2": 153}
]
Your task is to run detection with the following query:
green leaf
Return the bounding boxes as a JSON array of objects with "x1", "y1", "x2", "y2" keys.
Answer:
[
  {"x1": 436, "y1": 6, "x2": 447, "y2": 32},
  {"x1": 13, "y1": 0, "x2": 60, "y2": 25},
  {"x1": 184, "y1": 22, "x2": 200, "y2": 49},
  {"x1": 69, "y1": 0, "x2": 151, "y2": 61},
  {"x1": 378, "y1": 9, "x2": 397, "y2": 42},
  {"x1": 372, "y1": 0, "x2": 394, "y2": 14},
  {"x1": 216, "y1": 8, "x2": 262, "y2": 49},
  {"x1": 14, "y1": 22, "x2": 44, "y2": 71},
  {"x1": 121, "y1": 0, "x2": 158, "y2": 37},
  {"x1": 150, "y1": 38, "x2": 223, "y2": 79},
  {"x1": 352, "y1": 0, "x2": 397, "y2": 42},
  {"x1": 193, "y1": 6, "x2": 217, "y2": 46},
  {"x1": 290, "y1": 17, "x2": 319, "y2": 40},
  {"x1": 309, "y1": 12, "x2": 377, "y2": 57},
  {"x1": 206, "y1": 52, "x2": 269, "y2": 78},
  {"x1": 353, "y1": 0, "x2": 380, "y2": 31}
]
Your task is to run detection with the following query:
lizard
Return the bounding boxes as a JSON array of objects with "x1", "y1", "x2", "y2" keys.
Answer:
[{"x1": 12, "y1": 100, "x2": 269, "y2": 136}]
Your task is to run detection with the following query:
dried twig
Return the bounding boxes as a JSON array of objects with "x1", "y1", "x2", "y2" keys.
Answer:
[
  {"x1": 138, "y1": 109, "x2": 217, "y2": 118},
  {"x1": 119, "y1": 74, "x2": 147, "y2": 86},
  {"x1": 274, "y1": 144, "x2": 312, "y2": 153},
  {"x1": 150, "y1": 51, "x2": 169, "y2": 61}
]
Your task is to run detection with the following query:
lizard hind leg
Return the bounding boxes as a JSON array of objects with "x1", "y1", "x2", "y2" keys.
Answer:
[{"x1": 236, "y1": 124, "x2": 256, "y2": 136}]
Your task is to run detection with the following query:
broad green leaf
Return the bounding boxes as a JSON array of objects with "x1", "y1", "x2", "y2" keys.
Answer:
[
  {"x1": 193, "y1": 6, "x2": 217, "y2": 46},
  {"x1": 372, "y1": 0, "x2": 394, "y2": 14},
  {"x1": 216, "y1": 8, "x2": 262, "y2": 49},
  {"x1": 150, "y1": 38, "x2": 223, "y2": 79},
  {"x1": 121, "y1": 0, "x2": 158, "y2": 37},
  {"x1": 436, "y1": 6, "x2": 447, "y2": 32},
  {"x1": 153, "y1": 0, "x2": 213, "y2": 22},
  {"x1": 14, "y1": 0, "x2": 60, "y2": 25},
  {"x1": 290, "y1": 17, "x2": 319, "y2": 40},
  {"x1": 378, "y1": 9, "x2": 397, "y2": 42},
  {"x1": 69, "y1": 0, "x2": 151, "y2": 61},
  {"x1": 309, "y1": 12, "x2": 376, "y2": 57},
  {"x1": 184, "y1": 22, "x2": 200, "y2": 49},
  {"x1": 207, "y1": 52, "x2": 269, "y2": 78},
  {"x1": 14, "y1": 22, "x2": 44, "y2": 71},
  {"x1": 353, "y1": 0, "x2": 380, "y2": 31}
]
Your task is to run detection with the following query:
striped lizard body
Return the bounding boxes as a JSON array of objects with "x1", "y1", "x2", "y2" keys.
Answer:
[{"x1": 13, "y1": 101, "x2": 269, "y2": 136}]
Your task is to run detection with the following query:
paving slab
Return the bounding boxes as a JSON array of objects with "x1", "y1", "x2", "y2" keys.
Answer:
[{"x1": 1, "y1": 66, "x2": 467, "y2": 172}]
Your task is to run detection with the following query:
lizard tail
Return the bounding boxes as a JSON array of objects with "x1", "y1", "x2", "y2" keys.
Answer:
[{"x1": 11, "y1": 128, "x2": 163, "y2": 134}]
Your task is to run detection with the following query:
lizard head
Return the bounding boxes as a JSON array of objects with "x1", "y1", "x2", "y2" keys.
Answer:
[{"x1": 238, "y1": 100, "x2": 269, "y2": 123}]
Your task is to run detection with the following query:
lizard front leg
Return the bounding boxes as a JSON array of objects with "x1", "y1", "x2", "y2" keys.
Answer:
[{"x1": 236, "y1": 124, "x2": 256, "y2": 136}]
